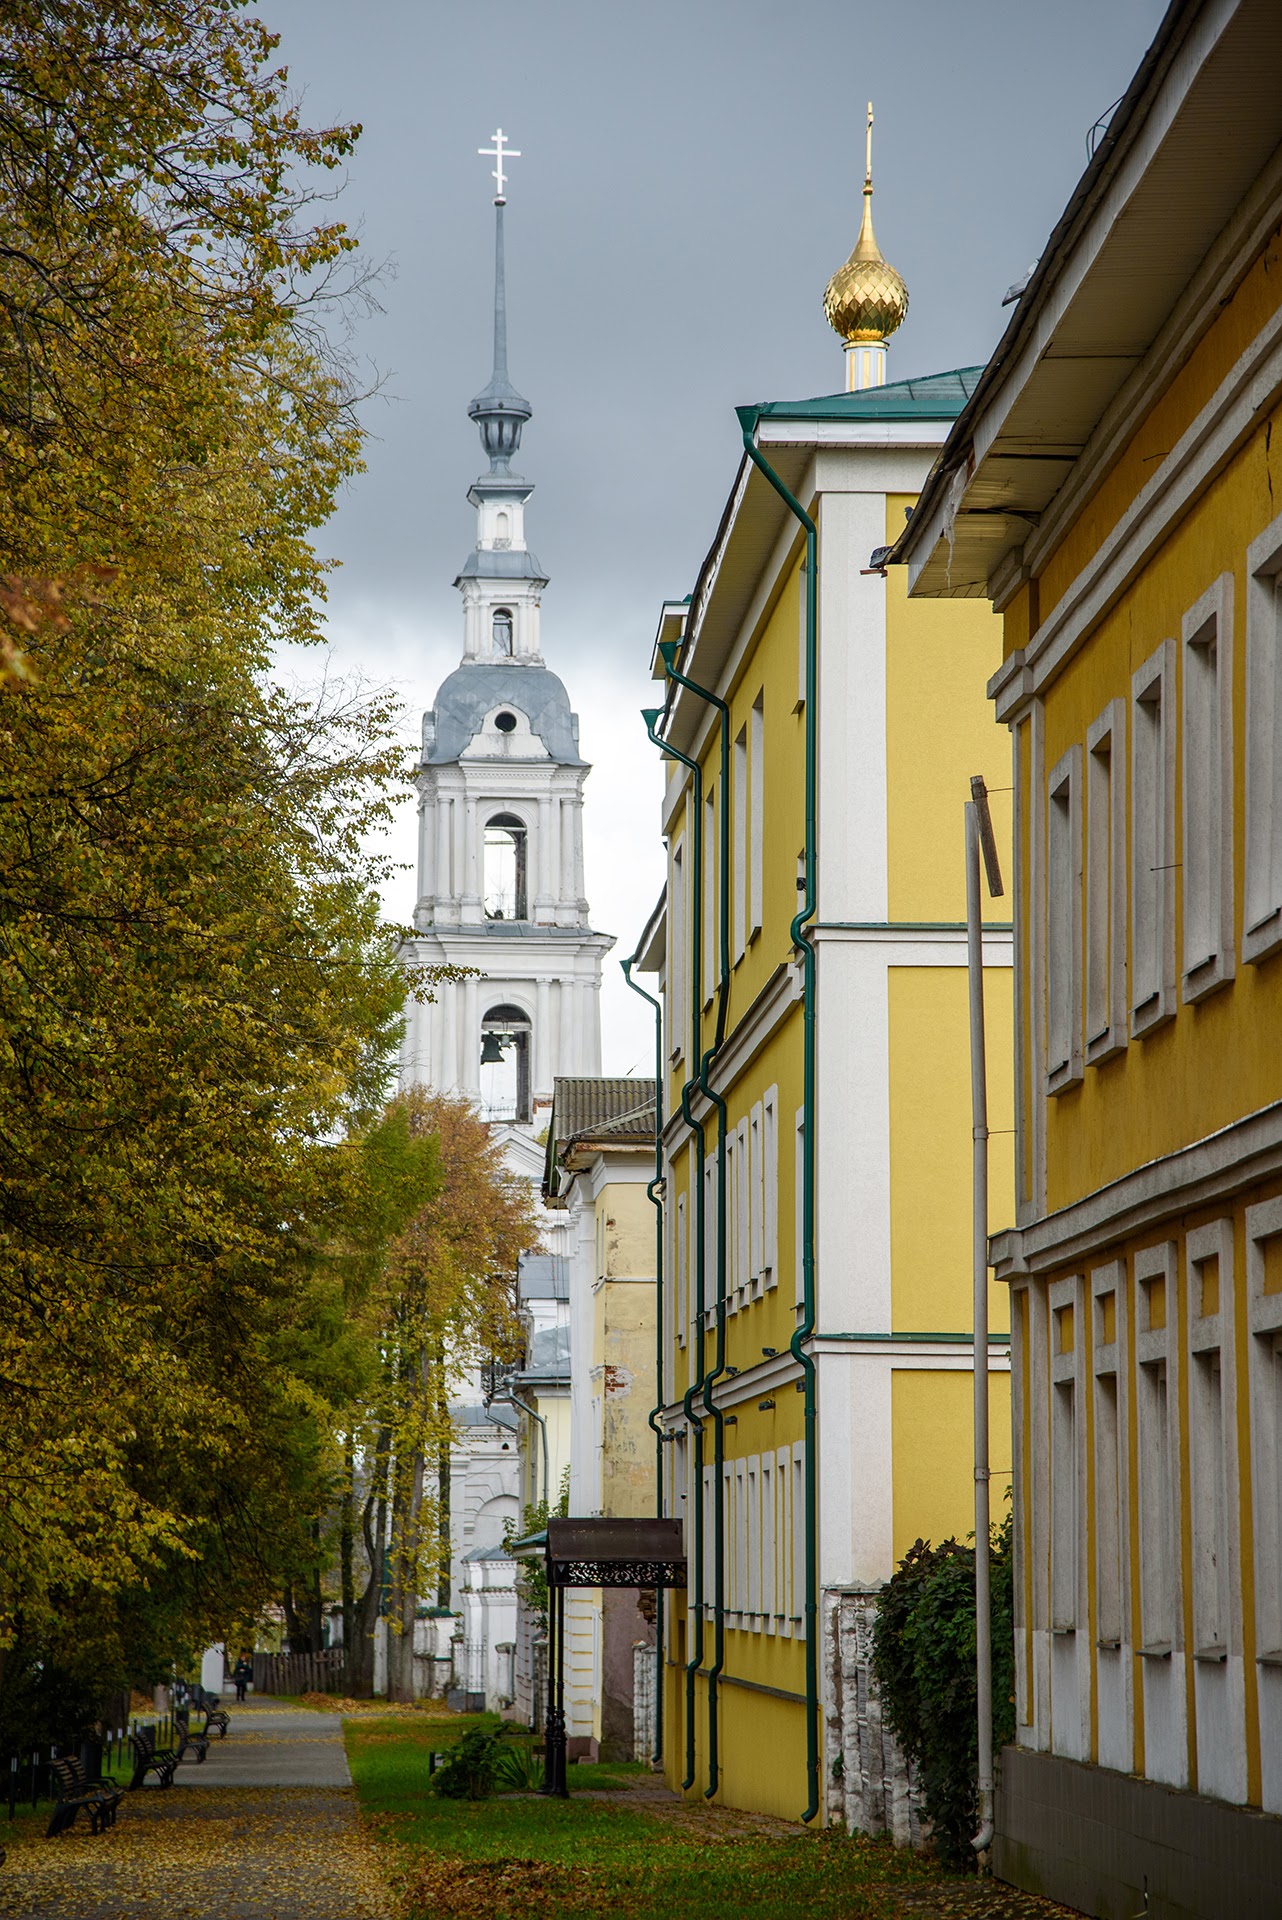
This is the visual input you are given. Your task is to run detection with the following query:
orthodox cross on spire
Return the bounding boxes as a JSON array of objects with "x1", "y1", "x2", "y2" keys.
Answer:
[
  {"x1": 479, "y1": 127, "x2": 521, "y2": 205},
  {"x1": 864, "y1": 102, "x2": 874, "y2": 192},
  {"x1": 468, "y1": 131, "x2": 531, "y2": 473}
]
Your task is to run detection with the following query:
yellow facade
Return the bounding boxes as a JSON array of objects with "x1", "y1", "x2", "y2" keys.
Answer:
[
  {"x1": 646, "y1": 375, "x2": 1012, "y2": 1824},
  {"x1": 896, "y1": 7, "x2": 1282, "y2": 1905}
]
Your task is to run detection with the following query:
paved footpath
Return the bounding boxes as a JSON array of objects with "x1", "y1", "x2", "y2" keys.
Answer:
[{"x1": 0, "y1": 1697, "x2": 392, "y2": 1920}]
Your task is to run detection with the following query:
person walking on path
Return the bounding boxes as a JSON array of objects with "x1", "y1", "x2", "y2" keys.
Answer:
[{"x1": 232, "y1": 1655, "x2": 253, "y2": 1702}]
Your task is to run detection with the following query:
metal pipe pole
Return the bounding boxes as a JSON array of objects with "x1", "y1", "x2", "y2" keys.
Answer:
[{"x1": 966, "y1": 799, "x2": 994, "y2": 1858}]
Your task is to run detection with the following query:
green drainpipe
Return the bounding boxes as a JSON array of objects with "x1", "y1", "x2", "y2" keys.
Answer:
[
  {"x1": 642, "y1": 707, "x2": 709, "y2": 1791},
  {"x1": 657, "y1": 641, "x2": 732, "y2": 1801},
  {"x1": 736, "y1": 407, "x2": 821, "y2": 1825},
  {"x1": 621, "y1": 949, "x2": 665, "y2": 1766}
]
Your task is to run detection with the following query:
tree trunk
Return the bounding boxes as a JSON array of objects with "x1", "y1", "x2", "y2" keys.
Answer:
[
  {"x1": 346, "y1": 1425, "x2": 391, "y2": 1698},
  {"x1": 340, "y1": 1431, "x2": 356, "y2": 1660},
  {"x1": 307, "y1": 1520, "x2": 324, "y2": 1652},
  {"x1": 435, "y1": 1338, "x2": 452, "y2": 1611}
]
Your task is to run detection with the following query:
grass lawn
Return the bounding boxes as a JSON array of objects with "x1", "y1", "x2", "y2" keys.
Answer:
[{"x1": 343, "y1": 1714, "x2": 1068, "y2": 1920}]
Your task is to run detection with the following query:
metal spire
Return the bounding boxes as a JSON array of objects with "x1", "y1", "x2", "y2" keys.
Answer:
[{"x1": 469, "y1": 134, "x2": 531, "y2": 474}]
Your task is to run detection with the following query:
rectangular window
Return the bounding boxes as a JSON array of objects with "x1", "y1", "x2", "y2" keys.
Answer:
[
  {"x1": 763, "y1": 1086, "x2": 778, "y2": 1289},
  {"x1": 1046, "y1": 745, "x2": 1083, "y2": 1093},
  {"x1": 1131, "y1": 640, "x2": 1176, "y2": 1035},
  {"x1": 670, "y1": 839, "x2": 686, "y2": 1061},
  {"x1": 792, "y1": 1450, "x2": 805, "y2": 1637},
  {"x1": 1094, "y1": 1371, "x2": 1122, "y2": 1645},
  {"x1": 1246, "y1": 1201, "x2": 1282, "y2": 1667},
  {"x1": 749, "y1": 1102, "x2": 764, "y2": 1289},
  {"x1": 1181, "y1": 576, "x2": 1234, "y2": 999},
  {"x1": 1137, "y1": 1356, "x2": 1174, "y2": 1650},
  {"x1": 747, "y1": 1457, "x2": 761, "y2": 1619},
  {"x1": 750, "y1": 693, "x2": 764, "y2": 940},
  {"x1": 733, "y1": 725, "x2": 748, "y2": 961},
  {"x1": 761, "y1": 1457, "x2": 775, "y2": 1633},
  {"x1": 1086, "y1": 700, "x2": 1127, "y2": 1062},
  {"x1": 1244, "y1": 512, "x2": 1282, "y2": 963},
  {"x1": 736, "y1": 1118, "x2": 750, "y2": 1304},
  {"x1": 703, "y1": 1159, "x2": 716, "y2": 1331},
  {"x1": 794, "y1": 1108, "x2": 806, "y2": 1309},
  {"x1": 735, "y1": 1459, "x2": 747, "y2": 1619},
  {"x1": 724, "y1": 1129, "x2": 737, "y2": 1302},
  {"x1": 676, "y1": 1190, "x2": 687, "y2": 1349},
  {"x1": 777, "y1": 1446, "x2": 792, "y2": 1634},
  {"x1": 1051, "y1": 1380, "x2": 1077, "y2": 1630},
  {"x1": 703, "y1": 791, "x2": 716, "y2": 1007}
]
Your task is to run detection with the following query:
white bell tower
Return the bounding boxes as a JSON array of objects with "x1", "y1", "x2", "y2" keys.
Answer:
[{"x1": 399, "y1": 150, "x2": 613, "y2": 1174}]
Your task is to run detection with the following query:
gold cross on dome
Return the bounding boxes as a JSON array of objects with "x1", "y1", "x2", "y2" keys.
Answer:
[
  {"x1": 479, "y1": 128, "x2": 521, "y2": 203},
  {"x1": 865, "y1": 102, "x2": 874, "y2": 188}
]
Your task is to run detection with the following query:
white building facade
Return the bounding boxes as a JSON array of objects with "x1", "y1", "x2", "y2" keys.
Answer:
[{"x1": 397, "y1": 177, "x2": 612, "y2": 1708}]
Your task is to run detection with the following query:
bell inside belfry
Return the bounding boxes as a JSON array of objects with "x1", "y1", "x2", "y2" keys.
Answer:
[{"x1": 480, "y1": 1028, "x2": 507, "y2": 1066}]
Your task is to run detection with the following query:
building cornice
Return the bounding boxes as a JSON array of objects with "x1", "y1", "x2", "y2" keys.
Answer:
[{"x1": 991, "y1": 1096, "x2": 1282, "y2": 1279}]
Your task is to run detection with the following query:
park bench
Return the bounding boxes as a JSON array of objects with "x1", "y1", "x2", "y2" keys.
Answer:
[
  {"x1": 173, "y1": 1708, "x2": 208, "y2": 1765},
  {"x1": 46, "y1": 1756, "x2": 122, "y2": 1837},
  {"x1": 191, "y1": 1686, "x2": 229, "y2": 1738},
  {"x1": 128, "y1": 1725, "x2": 178, "y2": 1791}
]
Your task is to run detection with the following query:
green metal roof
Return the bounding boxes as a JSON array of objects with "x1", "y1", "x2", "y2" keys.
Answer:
[{"x1": 740, "y1": 366, "x2": 985, "y2": 429}]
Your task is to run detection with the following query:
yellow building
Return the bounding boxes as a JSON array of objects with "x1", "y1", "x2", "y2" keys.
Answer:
[
  {"x1": 638, "y1": 135, "x2": 1013, "y2": 1825},
  {"x1": 896, "y1": 2, "x2": 1282, "y2": 1909},
  {"x1": 542, "y1": 1076, "x2": 659, "y2": 1759}
]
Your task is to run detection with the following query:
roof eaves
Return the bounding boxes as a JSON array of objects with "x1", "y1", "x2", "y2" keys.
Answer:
[{"x1": 889, "y1": 0, "x2": 1198, "y2": 587}]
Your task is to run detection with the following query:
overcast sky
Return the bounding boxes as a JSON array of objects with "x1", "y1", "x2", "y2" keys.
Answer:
[{"x1": 266, "y1": 0, "x2": 1166, "y2": 1074}]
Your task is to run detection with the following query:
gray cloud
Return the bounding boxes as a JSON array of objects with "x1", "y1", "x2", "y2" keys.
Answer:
[{"x1": 266, "y1": 0, "x2": 1166, "y2": 1068}]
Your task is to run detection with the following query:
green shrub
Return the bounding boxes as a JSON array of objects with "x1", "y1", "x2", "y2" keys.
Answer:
[
  {"x1": 429, "y1": 1727, "x2": 507, "y2": 1799},
  {"x1": 870, "y1": 1513, "x2": 1015, "y2": 1869},
  {"x1": 493, "y1": 1739, "x2": 544, "y2": 1792}
]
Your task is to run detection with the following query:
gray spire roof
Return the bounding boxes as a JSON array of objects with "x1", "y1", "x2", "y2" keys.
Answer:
[{"x1": 467, "y1": 203, "x2": 531, "y2": 476}]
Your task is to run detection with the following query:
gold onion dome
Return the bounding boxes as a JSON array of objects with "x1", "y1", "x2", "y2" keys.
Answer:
[{"x1": 824, "y1": 105, "x2": 909, "y2": 344}]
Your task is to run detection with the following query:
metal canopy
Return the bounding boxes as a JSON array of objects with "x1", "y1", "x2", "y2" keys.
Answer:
[{"x1": 545, "y1": 1517, "x2": 685, "y2": 1589}]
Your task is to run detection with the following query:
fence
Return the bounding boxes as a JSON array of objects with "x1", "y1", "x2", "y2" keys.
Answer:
[
  {"x1": 2, "y1": 1713, "x2": 177, "y2": 1823},
  {"x1": 252, "y1": 1648, "x2": 346, "y2": 1697}
]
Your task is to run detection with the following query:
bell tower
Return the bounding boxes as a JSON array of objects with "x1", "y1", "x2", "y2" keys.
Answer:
[{"x1": 399, "y1": 137, "x2": 613, "y2": 1169}]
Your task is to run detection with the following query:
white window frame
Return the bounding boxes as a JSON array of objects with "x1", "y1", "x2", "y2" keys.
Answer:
[
  {"x1": 761, "y1": 1455, "x2": 775, "y2": 1635},
  {"x1": 1181, "y1": 575, "x2": 1235, "y2": 1001},
  {"x1": 749, "y1": 1101, "x2": 764, "y2": 1293},
  {"x1": 1085, "y1": 700, "x2": 1127, "y2": 1063},
  {"x1": 736, "y1": 1117, "x2": 750, "y2": 1307},
  {"x1": 670, "y1": 836, "x2": 686, "y2": 1062},
  {"x1": 1046, "y1": 745, "x2": 1083, "y2": 1095},
  {"x1": 1244, "y1": 509, "x2": 1282, "y2": 964},
  {"x1": 733, "y1": 725, "x2": 748, "y2": 963},
  {"x1": 675, "y1": 1189, "x2": 687, "y2": 1349},
  {"x1": 1246, "y1": 1197, "x2": 1282, "y2": 1665},
  {"x1": 702, "y1": 790, "x2": 716, "y2": 1009},
  {"x1": 724, "y1": 1127, "x2": 737, "y2": 1309},
  {"x1": 1130, "y1": 640, "x2": 1177, "y2": 1037},
  {"x1": 749, "y1": 693, "x2": 764, "y2": 941},
  {"x1": 792, "y1": 1449, "x2": 805, "y2": 1637},
  {"x1": 1186, "y1": 1217, "x2": 1237, "y2": 1664},
  {"x1": 776, "y1": 1446, "x2": 792, "y2": 1636},
  {"x1": 762, "y1": 1085, "x2": 779, "y2": 1290},
  {"x1": 1135, "y1": 1240, "x2": 1181, "y2": 1658},
  {"x1": 1091, "y1": 1260, "x2": 1129, "y2": 1654},
  {"x1": 1048, "y1": 1274, "x2": 1086, "y2": 1634}
]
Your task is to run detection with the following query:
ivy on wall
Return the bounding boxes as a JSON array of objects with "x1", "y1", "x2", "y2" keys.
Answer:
[{"x1": 870, "y1": 1514, "x2": 1016, "y2": 1869}]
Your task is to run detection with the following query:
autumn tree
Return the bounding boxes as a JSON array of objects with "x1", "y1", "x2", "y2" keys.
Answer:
[
  {"x1": 343, "y1": 1090, "x2": 538, "y2": 1701},
  {"x1": 0, "y1": 0, "x2": 427, "y2": 1736}
]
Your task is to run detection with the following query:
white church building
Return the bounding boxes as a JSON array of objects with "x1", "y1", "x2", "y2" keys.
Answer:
[{"x1": 397, "y1": 140, "x2": 612, "y2": 1708}]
